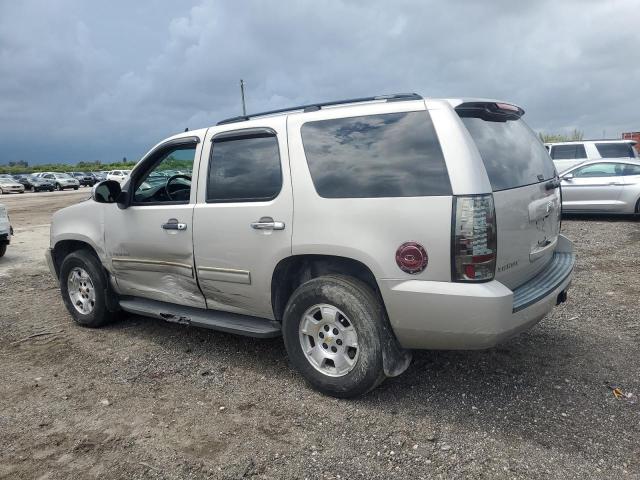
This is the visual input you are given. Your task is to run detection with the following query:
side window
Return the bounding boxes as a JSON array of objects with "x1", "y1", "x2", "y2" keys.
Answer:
[
  {"x1": 207, "y1": 132, "x2": 282, "y2": 202},
  {"x1": 133, "y1": 146, "x2": 196, "y2": 204},
  {"x1": 623, "y1": 164, "x2": 640, "y2": 176},
  {"x1": 551, "y1": 144, "x2": 587, "y2": 160},
  {"x1": 595, "y1": 143, "x2": 634, "y2": 158},
  {"x1": 301, "y1": 111, "x2": 451, "y2": 198},
  {"x1": 573, "y1": 163, "x2": 619, "y2": 178}
]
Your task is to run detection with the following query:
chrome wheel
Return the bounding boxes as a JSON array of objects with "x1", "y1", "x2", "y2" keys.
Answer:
[
  {"x1": 67, "y1": 267, "x2": 96, "y2": 315},
  {"x1": 298, "y1": 304, "x2": 359, "y2": 377}
]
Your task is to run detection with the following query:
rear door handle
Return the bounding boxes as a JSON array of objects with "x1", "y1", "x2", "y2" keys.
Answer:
[
  {"x1": 251, "y1": 217, "x2": 285, "y2": 230},
  {"x1": 162, "y1": 218, "x2": 187, "y2": 231}
]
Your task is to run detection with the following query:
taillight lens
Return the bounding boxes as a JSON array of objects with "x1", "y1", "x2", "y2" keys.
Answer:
[{"x1": 452, "y1": 194, "x2": 497, "y2": 282}]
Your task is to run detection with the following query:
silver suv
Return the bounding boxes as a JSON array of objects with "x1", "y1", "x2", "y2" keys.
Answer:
[{"x1": 46, "y1": 94, "x2": 575, "y2": 397}]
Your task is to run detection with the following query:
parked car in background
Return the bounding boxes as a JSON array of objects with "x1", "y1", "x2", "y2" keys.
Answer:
[
  {"x1": 106, "y1": 170, "x2": 131, "y2": 183},
  {"x1": 68, "y1": 172, "x2": 96, "y2": 187},
  {"x1": 560, "y1": 159, "x2": 640, "y2": 214},
  {"x1": 0, "y1": 177, "x2": 25, "y2": 194},
  {"x1": 0, "y1": 203, "x2": 12, "y2": 258},
  {"x1": 546, "y1": 139, "x2": 638, "y2": 173},
  {"x1": 14, "y1": 174, "x2": 55, "y2": 192},
  {"x1": 40, "y1": 173, "x2": 80, "y2": 191},
  {"x1": 46, "y1": 94, "x2": 575, "y2": 397},
  {"x1": 91, "y1": 172, "x2": 107, "y2": 182}
]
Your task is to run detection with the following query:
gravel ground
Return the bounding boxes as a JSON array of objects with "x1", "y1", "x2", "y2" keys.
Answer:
[{"x1": 0, "y1": 192, "x2": 638, "y2": 479}]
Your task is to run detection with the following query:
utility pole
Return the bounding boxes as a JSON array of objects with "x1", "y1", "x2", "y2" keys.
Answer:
[{"x1": 240, "y1": 79, "x2": 247, "y2": 116}]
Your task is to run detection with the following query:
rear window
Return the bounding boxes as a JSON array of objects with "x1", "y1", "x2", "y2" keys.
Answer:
[
  {"x1": 595, "y1": 143, "x2": 634, "y2": 158},
  {"x1": 460, "y1": 116, "x2": 556, "y2": 191},
  {"x1": 550, "y1": 144, "x2": 587, "y2": 160},
  {"x1": 301, "y1": 111, "x2": 451, "y2": 198}
]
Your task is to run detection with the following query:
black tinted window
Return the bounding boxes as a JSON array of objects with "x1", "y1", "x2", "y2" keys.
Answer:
[
  {"x1": 301, "y1": 111, "x2": 451, "y2": 198},
  {"x1": 623, "y1": 164, "x2": 640, "y2": 176},
  {"x1": 207, "y1": 133, "x2": 281, "y2": 202},
  {"x1": 550, "y1": 144, "x2": 587, "y2": 160},
  {"x1": 595, "y1": 143, "x2": 634, "y2": 158},
  {"x1": 460, "y1": 117, "x2": 556, "y2": 190}
]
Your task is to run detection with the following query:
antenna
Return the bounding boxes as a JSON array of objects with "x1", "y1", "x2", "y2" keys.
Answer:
[{"x1": 240, "y1": 79, "x2": 247, "y2": 116}]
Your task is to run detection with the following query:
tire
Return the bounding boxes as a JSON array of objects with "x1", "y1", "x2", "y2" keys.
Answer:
[
  {"x1": 0, "y1": 244, "x2": 6, "y2": 258},
  {"x1": 31, "y1": 186, "x2": 36, "y2": 193},
  {"x1": 73, "y1": 187, "x2": 78, "y2": 190},
  {"x1": 59, "y1": 250, "x2": 117, "y2": 328},
  {"x1": 56, "y1": 183, "x2": 62, "y2": 191},
  {"x1": 282, "y1": 275, "x2": 387, "y2": 398}
]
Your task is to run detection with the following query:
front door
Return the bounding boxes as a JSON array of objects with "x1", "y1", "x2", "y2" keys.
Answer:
[
  {"x1": 193, "y1": 117, "x2": 293, "y2": 319},
  {"x1": 105, "y1": 135, "x2": 206, "y2": 308},
  {"x1": 561, "y1": 162, "x2": 625, "y2": 211}
]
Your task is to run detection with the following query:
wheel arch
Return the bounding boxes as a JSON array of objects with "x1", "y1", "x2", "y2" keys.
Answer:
[{"x1": 271, "y1": 254, "x2": 411, "y2": 377}]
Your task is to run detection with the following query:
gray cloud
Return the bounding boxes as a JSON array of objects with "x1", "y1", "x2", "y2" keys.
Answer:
[{"x1": 0, "y1": 0, "x2": 638, "y2": 164}]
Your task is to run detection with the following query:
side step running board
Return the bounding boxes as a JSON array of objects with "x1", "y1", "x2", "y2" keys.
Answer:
[{"x1": 118, "y1": 297, "x2": 281, "y2": 338}]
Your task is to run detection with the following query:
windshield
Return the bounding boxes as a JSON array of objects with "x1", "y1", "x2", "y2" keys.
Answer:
[{"x1": 459, "y1": 116, "x2": 556, "y2": 191}]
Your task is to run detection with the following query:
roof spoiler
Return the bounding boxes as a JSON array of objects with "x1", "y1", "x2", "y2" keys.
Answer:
[{"x1": 455, "y1": 101, "x2": 524, "y2": 121}]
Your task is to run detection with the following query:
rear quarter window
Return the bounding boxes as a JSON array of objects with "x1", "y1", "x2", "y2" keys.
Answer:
[
  {"x1": 460, "y1": 116, "x2": 556, "y2": 191},
  {"x1": 595, "y1": 143, "x2": 634, "y2": 158},
  {"x1": 301, "y1": 111, "x2": 451, "y2": 198}
]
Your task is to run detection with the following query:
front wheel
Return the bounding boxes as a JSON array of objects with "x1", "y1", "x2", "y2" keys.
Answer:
[
  {"x1": 0, "y1": 244, "x2": 6, "y2": 258},
  {"x1": 59, "y1": 250, "x2": 118, "y2": 328},
  {"x1": 73, "y1": 187, "x2": 78, "y2": 190},
  {"x1": 282, "y1": 275, "x2": 387, "y2": 398},
  {"x1": 56, "y1": 183, "x2": 62, "y2": 191}
]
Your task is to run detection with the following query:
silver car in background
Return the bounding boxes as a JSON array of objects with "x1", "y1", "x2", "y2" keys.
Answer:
[{"x1": 560, "y1": 159, "x2": 640, "y2": 214}]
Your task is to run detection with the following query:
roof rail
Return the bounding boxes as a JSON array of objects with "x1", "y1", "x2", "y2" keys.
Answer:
[{"x1": 216, "y1": 93, "x2": 423, "y2": 126}]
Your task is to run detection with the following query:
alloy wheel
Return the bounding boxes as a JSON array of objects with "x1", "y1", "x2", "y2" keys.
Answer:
[{"x1": 298, "y1": 304, "x2": 359, "y2": 377}]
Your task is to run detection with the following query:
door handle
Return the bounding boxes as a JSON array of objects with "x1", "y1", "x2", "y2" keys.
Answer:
[
  {"x1": 162, "y1": 219, "x2": 187, "y2": 231},
  {"x1": 251, "y1": 217, "x2": 285, "y2": 231},
  {"x1": 608, "y1": 182, "x2": 621, "y2": 185}
]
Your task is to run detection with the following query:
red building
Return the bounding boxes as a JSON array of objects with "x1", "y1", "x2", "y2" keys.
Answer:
[{"x1": 622, "y1": 132, "x2": 640, "y2": 153}]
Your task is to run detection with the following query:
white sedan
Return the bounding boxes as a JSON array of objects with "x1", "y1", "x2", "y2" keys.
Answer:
[{"x1": 106, "y1": 170, "x2": 131, "y2": 184}]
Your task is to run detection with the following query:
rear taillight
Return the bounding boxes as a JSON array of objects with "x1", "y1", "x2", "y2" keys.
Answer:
[{"x1": 452, "y1": 194, "x2": 497, "y2": 282}]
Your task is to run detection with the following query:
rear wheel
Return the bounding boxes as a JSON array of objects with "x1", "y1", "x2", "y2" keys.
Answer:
[
  {"x1": 0, "y1": 244, "x2": 6, "y2": 257},
  {"x1": 56, "y1": 183, "x2": 62, "y2": 191},
  {"x1": 282, "y1": 275, "x2": 386, "y2": 398},
  {"x1": 635, "y1": 197, "x2": 640, "y2": 214},
  {"x1": 59, "y1": 250, "x2": 118, "y2": 328},
  {"x1": 31, "y1": 186, "x2": 36, "y2": 193}
]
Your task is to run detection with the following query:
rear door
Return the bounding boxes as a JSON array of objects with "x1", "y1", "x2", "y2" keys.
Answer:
[
  {"x1": 457, "y1": 105, "x2": 560, "y2": 289},
  {"x1": 192, "y1": 117, "x2": 293, "y2": 319},
  {"x1": 561, "y1": 162, "x2": 624, "y2": 211}
]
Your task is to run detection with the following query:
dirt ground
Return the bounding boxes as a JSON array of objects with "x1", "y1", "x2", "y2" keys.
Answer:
[{"x1": 0, "y1": 190, "x2": 638, "y2": 479}]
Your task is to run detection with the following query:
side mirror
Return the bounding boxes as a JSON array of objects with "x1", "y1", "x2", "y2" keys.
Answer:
[
  {"x1": 91, "y1": 180, "x2": 121, "y2": 204},
  {"x1": 562, "y1": 173, "x2": 574, "y2": 180},
  {"x1": 116, "y1": 190, "x2": 130, "y2": 210}
]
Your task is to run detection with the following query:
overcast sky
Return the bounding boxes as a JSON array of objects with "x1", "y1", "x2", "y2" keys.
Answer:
[{"x1": 1, "y1": 0, "x2": 638, "y2": 165}]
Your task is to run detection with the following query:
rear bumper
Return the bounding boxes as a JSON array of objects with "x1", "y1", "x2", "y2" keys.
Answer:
[{"x1": 381, "y1": 235, "x2": 575, "y2": 350}]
